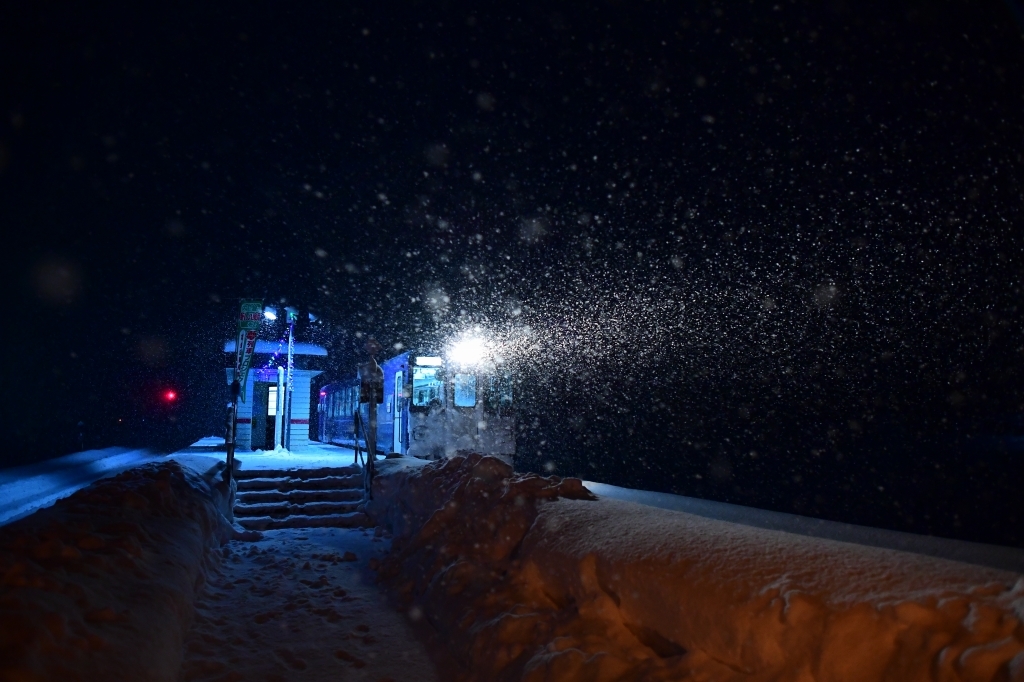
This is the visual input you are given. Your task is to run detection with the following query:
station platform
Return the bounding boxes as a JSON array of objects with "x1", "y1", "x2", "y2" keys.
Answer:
[{"x1": 175, "y1": 436, "x2": 365, "y2": 472}]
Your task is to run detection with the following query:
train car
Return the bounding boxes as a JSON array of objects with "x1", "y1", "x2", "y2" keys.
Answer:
[
  {"x1": 316, "y1": 377, "x2": 361, "y2": 449},
  {"x1": 317, "y1": 348, "x2": 515, "y2": 463}
]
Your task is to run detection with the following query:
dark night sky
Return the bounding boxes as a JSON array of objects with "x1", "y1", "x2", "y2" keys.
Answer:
[{"x1": 3, "y1": 1, "x2": 1023, "y2": 545}]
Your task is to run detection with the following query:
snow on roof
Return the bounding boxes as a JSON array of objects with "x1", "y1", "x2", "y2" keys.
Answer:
[{"x1": 223, "y1": 340, "x2": 328, "y2": 356}]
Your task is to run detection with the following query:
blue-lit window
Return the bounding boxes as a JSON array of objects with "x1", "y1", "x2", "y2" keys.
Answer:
[
  {"x1": 453, "y1": 373, "x2": 477, "y2": 407},
  {"x1": 412, "y1": 367, "x2": 442, "y2": 406},
  {"x1": 486, "y1": 373, "x2": 513, "y2": 411}
]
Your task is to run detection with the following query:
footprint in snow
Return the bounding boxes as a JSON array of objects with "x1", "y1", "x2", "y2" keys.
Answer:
[
  {"x1": 275, "y1": 648, "x2": 308, "y2": 671},
  {"x1": 334, "y1": 649, "x2": 367, "y2": 668}
]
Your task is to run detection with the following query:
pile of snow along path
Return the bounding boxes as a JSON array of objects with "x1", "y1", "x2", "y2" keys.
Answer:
[
  {"x1": 367, "y1": 453, "x2": 1024, "y2": 682},
  {"x1": 0, "y1": 461, "x2": 232, "y2": 682}
]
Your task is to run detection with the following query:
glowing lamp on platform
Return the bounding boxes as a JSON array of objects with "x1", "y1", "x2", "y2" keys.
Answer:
[{"x1": 263, "y1": 306, "x2": 278, "y2": 321}]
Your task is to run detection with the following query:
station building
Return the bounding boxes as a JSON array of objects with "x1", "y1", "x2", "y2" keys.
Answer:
[{"x1": 224, "y1": 340, "x2": 326, "y2": 450}]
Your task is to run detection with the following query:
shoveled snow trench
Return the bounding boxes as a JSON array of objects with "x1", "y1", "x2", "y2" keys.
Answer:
[{"x1": 0, "y1": 451, "x2": 441, "y2": 682}]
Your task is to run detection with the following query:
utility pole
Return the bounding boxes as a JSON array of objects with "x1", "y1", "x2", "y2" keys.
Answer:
[{"x1": 225, "y1": 381, "x2": 239, "y2": 487}]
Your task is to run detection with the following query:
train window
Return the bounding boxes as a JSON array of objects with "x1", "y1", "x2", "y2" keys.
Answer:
[
  {"x1": 486, "y1": 373, "x2": 513, "y2": 411},
  {"x1": 453, "y1": 373, "x2": 477, "y2": 407},
  {"x1": 412, "y1": 367, "x2": 442, "y2": 406}
]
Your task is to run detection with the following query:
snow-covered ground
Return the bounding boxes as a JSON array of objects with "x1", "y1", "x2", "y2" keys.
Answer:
[
  {"x1": 0, "y1": 447, "x2": 443, "y2": 682},
  {"x1": 584, "y1": 481, "x2": 1024, "y2": 574},
  {"x1": 5, "y1": 443, "x2": 1024, "y2": 680},
  {"x1": 0, "y1": 447, "x2": 164, "y2": 526},
  {"x1": 0, "y1": 459, "x2": 230, "y2": 681},
  {"x1": 0, "y1": 440, "x2": 450, "y2": 679},
  {"x1": 370, "y1": 454, "x2": 1024, "y2": 681},
  {"x1": 177, "y1": 435, "x2": 364, "y2": 472},
  {"x1": 180, "y1": 527, "x2": 439, "y2": 682},
  {"x1": 0, "y1": 438, "x2": 362, "y2": 530}
]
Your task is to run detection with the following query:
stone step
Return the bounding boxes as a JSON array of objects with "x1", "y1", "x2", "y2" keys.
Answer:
[
  {"x1": 234, "y1": 466, "x2": 362, "y2": 480},
  {"x1": 234, "y1": 500, "x2": 362, "y2": 519},
  {"x1": 236, "y1": 488, "x2": 363, "y2": 505},
  {"x1": 235, "y1": 511, "x2": 371, "y2": 531},
  {"x1": 237, "y1": 474, "x2": 363, "y2": 492}
]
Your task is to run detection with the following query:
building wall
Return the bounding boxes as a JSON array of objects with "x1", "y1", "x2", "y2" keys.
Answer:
[
  {"x1": 225, "y1": 367, "x2": 321, "y2": 451},
  {"x1": 287, "y1": 371, "x2": 317, "y2": 448}
]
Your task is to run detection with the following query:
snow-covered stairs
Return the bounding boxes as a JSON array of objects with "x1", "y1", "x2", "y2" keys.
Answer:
[{"x1": 232, "y1": 466, "x2": 370, "y2": 531}]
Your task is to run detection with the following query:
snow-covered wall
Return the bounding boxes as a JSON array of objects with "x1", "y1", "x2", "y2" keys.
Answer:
[
  {"x1": 367, "y1": 454, "x2": 1024, "y2": 682},
  {"x1": 0, "y1": 461, "x2": 233, "y2": 681}
]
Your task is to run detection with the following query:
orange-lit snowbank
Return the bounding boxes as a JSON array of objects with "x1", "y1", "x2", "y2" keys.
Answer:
[
  {"x1": 0, "y1": 461, "x2": 232, "y2": 682},
  {"x1": 368, "y1": 454, "x2": 1024, "y2": 682}
]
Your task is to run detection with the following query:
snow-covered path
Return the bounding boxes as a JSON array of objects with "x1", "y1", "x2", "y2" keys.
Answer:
[{"x1": 179, "y1": 527, "x2": 440, "y2": 682}]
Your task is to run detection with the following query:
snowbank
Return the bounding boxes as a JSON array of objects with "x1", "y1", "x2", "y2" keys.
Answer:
[
  {"x1": 0, "y1": 447, "x2": 165, "y2": 526},
  {"x1": 584, "y1": 481, "x2": 1024, "y2": 574},
  {"x1": 368, "y1": 454, "x2": 1024, "y2": 682},
  {"x1": 0, "y1": 461, "x2": 234, "y2": 682}
]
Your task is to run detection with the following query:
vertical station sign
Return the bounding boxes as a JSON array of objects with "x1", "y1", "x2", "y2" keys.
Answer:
[
  {"x1": 226, "y1": 298, "x2": 263, "y2": 487},
  {"x1": 234, "y1": 299, "x2": 263, "y2": 402}
]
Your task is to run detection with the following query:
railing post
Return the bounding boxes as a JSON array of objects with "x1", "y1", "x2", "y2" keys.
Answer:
[{"x1": 225, "y1": 379, "x2": 240, "y2": 488}]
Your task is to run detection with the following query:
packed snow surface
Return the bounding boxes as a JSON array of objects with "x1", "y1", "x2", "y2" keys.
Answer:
[
  {"x1": 178, "y1": 435, "x2": 366, "y2": 471},
  {"x1": 369, "y1": 454, "x2": 1024, "y2": 682},
  {"x1": 180, "y1": 527, "x2": 439, "y2": 682}
]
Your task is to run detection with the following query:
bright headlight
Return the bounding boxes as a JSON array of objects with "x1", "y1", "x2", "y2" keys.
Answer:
[{"x1": 449, "y1": 336, "x2": 487, "y2": 367}]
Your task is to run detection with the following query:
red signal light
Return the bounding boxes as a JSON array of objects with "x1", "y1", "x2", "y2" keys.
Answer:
[{"x1": 164, "y1": 390, "x2": 177, "y2": 402}]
